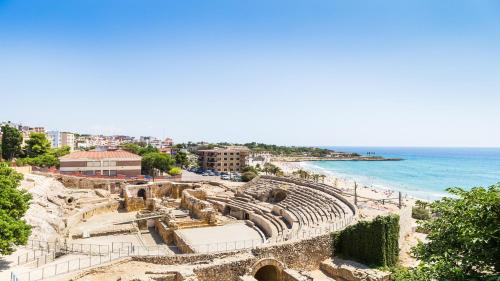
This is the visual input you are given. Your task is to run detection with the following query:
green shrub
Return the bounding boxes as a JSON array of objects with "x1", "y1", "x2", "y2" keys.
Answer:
[
  {"x1": 241, "y1": 171, "x2": 257, "y2": 182},
  {"x1": 332, "y1": 214, "x2": 400, "y2": 267},
  {"x1": 168, "y1": 167, "x2": 182, "y2": 176},
  {"x1": 412, "y1": 206, "x2": 431, "y2": 220}
]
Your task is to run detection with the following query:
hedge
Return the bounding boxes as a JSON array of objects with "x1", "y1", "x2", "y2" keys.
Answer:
[{"x1": 332, "y1": 214, "x2": 400, "y2": 267}]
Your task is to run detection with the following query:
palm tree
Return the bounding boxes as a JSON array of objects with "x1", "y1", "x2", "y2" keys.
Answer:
[
  {"x1": 312, "y1": 174, "x2": 320, "y2": 182},
  {"x1": 319, "y1": 174, "x2": 326, "y2": 183}
]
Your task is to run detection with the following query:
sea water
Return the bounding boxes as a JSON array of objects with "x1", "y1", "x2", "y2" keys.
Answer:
[{"x1": 304, "y1": 147, "x2": 500, "y2": 200}]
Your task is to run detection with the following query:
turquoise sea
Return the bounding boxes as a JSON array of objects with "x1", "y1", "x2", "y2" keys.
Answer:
[{"x1": 304, "y1": 147, "x2": 500, "y2": 200}]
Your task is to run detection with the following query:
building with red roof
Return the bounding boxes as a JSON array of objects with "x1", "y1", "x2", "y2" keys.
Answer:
[{"x1": 59, "y1": 150, "x2": 142, "y2": 177}]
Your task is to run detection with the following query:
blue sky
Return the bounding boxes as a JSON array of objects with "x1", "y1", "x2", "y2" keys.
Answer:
[{"x1": 1, "y1": 0, "x2": 499, "y2": 146}]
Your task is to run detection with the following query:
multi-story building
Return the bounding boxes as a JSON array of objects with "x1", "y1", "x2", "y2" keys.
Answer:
[
  {"x1": 47, "y1": 131, "x2": 75, "y2": 151},
  {"x1": 163, "y1": 138, "x2": 174, "y2": 147},
  {"x1": 47, "y1": 131, "x2": 62, "y2": 148},
  {"x1": 247, "y1": 152, "x2": 272, "y2": 167},
  {"x1": 61, "y1": 132, "x2": 75, "y2": 151},
  {"x1": 1, "y1": 121, "x2": 46, "y2": 146},
  {"x1": 139, "y1": 136, "x2": 156, "y2": 145},
  {"x1": 197, "y1": 146, "x2": 250, "y2": 172},
  {"x1": 59, "y1": 150, "x2": 142, "y2": 177}
]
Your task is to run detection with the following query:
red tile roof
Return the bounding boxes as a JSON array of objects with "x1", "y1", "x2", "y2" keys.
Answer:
[{"x1": 60, "y1": 150, "x2": 141, "y2": 160}]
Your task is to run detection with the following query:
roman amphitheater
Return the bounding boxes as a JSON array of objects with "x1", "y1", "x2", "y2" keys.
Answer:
[{"x1": 5, "y1": 172, "x2": 399, "y2": 281}]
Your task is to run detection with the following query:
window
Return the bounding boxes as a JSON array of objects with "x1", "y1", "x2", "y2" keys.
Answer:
[
  {"x1": 109, "y1": 170, "x2": 117, "y2": 176},
  {"x1": 102, "y1": 161, "x2": 116, "y2": 167},
  {"x1": 224, "y1": 158, "x2": 227, "y2": 160},
  {"x1": 87, "y1": 161, "x2": 101, "y2": 167},
  {"x1": 224, "y1": 163, "x2": 227, "y2": 166},
  {"x1": 230, "y1": 158, "x2": 233, "y2": 160}
]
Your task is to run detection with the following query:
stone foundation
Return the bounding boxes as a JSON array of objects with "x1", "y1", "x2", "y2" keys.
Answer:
[{"x1": 320, "y1": 258, "x2": 391, "y2": 281}]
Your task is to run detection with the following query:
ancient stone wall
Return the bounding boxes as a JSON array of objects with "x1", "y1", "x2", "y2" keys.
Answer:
[
  {"x1": 193, "y1": 257, "x2": 255, "y2": 281},
  {"x1": 64, "y1": 200, "x2": 120, "y2": 234},
  {"x1": 124, "y1": 196, "x2": 146, "y2": 212},
  {"x1": 320, "y1": 258, "x2": 391, "y2": 281},
  {"x1": 131, "y1": 232, "x2": 332, "y2": 280},
  {"x1": 173, "y1": 231, "x2": 196, "y2": 254},
  {"x1": 33, "y1": 171, "x2": 131, "y2": 193},
  {"x1": 132, "y1": 250, "x2": 248, "y2": 265},
  {"x1": 181, "y1": 189, "x2": 217, "y2": 224},
  {"x1": 252, "y1": 234, "x2": 332, "y2": 271},
  {"x1": 155, "y1": 219, "x2": 173, "y2": 244}
]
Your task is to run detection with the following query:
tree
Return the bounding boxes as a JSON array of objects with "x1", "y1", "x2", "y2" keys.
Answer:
[
  {"x1": 292, "y1": 169, "x2": 310, "y2": 179},
  {"x1": 175, "y1": 151, "x2": 189, "y2": 168},
  {"x1": 263, "y1": 163, "x2": 282, "y2": 176},
  {"x1": 121, "y1": 143, "x2": 158, "y2": 156},
  {"x1": 0, "y1": 162, "x2": 32, "y2": 254},
  {"x1": 242, "y1": 166, "x2": 259, "y2": 175},
  {"x1": 1, "y1": 126, "x2": 23, "y2": 160},
  {"x1": 411, "y1": 184, "x2": 500, "y2": 280},
  {"x1": 25, "y1": 133, "x2": 51, "y2": 158},
  {"x1": 242, "y1": 171, "x2": 257, "y2": 182},
  {"x1": 28, "y1": 154, "x2": 59, "y2": 168},
  {"x1": 121, "y1": 143, "x2": 142, "y2": 155},
  {"x1": 48, "y1": 146, "x2": 71, "y2": 158},
  {"x1": 141, "y1": 152, "x2": 175, "y2": 180}
]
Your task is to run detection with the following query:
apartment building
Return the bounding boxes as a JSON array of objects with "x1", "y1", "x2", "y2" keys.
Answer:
[
  {"x1": 47, "y1": 131, "x2": 75, "y2": 151},
  {"x1": 0, "y1": 121, "x2": 46, "y2": 146},
  {"x1": 59, "y1": 150, "x2": 142, "y2": 177},
  {"x1": 198, "y1": 146, "x2": 250, "y2": 172}
]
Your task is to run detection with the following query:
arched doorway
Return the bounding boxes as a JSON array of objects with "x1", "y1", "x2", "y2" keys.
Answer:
[
  {"x1": 250, "y1": 258, "x2": 284, "y2": 281},
  {"x1": 254, "y1": 265, "x2": 279, "y2": 281},
  {"x1": 137, "y1": 188, "x2": 146, "y2": 200}
]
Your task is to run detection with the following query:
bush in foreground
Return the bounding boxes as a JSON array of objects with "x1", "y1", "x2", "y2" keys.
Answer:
[
  {"x1": 0, "y1": 162, "x2": 32, "y2": 254},
  {"x1": 393, "y1": 184, "x2": 500, "y2": 281},
  {"x1": 168, "y1": 167, "x2": 182, "y2": 176}
]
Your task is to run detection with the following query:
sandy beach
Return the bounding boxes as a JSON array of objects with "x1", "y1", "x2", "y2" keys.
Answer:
[{"x1": 272, "y1": 160, "x2": 423, "y2": 266}]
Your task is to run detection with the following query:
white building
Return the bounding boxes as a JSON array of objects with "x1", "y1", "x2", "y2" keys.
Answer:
[
  {"x1": 247, "y1": 152, "x2": 272, "y2": 167},
  {"x1": 47, "y1": 131, "x2": 75, "y2": 151}
]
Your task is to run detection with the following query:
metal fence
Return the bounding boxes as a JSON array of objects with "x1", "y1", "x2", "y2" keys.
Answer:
[
  {"x1": 11, "y1": 216, "x2": 354, "y2": 281},
  {"x1": 14, "y1": 249, "x2": 54, "y2": 266}
]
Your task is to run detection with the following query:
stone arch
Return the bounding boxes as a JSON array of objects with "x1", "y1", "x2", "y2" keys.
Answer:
[
  {"x1": 137, "y1": 188, "x2": 147, "y2": 200},
  {"x1": 250, "y1": 258, "x2": 284, "y2": 281}
]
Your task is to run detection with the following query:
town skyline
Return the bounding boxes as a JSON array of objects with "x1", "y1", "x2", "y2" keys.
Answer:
[{"x1": 1, "y1": 119, "x2": 500, "y2": 149}]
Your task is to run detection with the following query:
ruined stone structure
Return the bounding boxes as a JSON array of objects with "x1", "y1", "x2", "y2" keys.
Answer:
[{"x1": 14, "y1": 174, "x2": 370, "y2": 281}]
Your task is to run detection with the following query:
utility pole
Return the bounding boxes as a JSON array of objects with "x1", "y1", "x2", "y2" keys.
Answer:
[
  {"x1": 398, "y1": 191, "x2": 402, "y2": 209},
  {"x1": 354, "y1": 182, "x2": 358, "y2": 206}
]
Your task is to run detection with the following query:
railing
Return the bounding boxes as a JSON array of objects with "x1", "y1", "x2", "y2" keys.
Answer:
[
  {"x1": 14, "y1": 249, "x2": 54, "y2": 266},
  {"x1": 11, "y1": 216, "x2": 354, "y2": 281}
]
